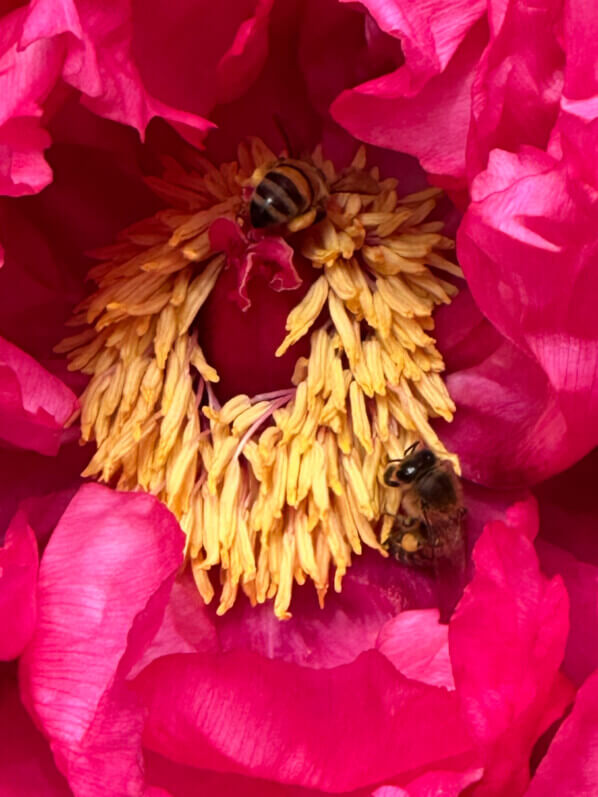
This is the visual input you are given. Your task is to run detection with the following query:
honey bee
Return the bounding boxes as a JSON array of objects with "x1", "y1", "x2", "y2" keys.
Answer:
[
  {"x1": 248, "y1": 151, "x2": 380, "y2": 231},
  {"x1": 249, "y1": 159, "x2": 329, "y2": 230},
  {"x1": 383, "y1": 442, "x2": 466, "y2": 621}
]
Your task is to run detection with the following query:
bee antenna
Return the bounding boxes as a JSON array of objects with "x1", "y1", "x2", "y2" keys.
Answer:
[
  {"x1": 403, "y1": 441, "x2": 419, "y2": 457},
  {"x1": 273, "y1": 114, "x2": 294, "y2": 157}
]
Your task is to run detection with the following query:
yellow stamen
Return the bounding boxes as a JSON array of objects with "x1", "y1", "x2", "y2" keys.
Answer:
[
  {"x1": 275, "y1": 276, "x2": 329, "y2": 356},
  {"x1": 58, "y1": 137, "x2": 461, "y2": 618}
]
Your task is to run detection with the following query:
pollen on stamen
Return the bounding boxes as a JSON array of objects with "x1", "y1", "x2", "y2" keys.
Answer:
[{"x1": 57, "y1": 137, "x2": 463, "y2": 619}]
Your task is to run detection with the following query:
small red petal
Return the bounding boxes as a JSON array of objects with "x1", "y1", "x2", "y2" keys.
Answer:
[{"x1": 195, "y1": 252, "x2": 315, "y2": 401}]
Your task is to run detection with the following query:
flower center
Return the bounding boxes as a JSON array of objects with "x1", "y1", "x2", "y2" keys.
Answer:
[{"x1": 57, "y1": 137, "x2": 462, "y2": 618}]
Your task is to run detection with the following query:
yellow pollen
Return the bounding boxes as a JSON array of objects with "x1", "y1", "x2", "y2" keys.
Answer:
[
  {"x1": 401, "y1": 532, "x2": 420, "y2": 553},
  {"x1": 58, "y1": 137, "x2": 462, "y2": 619}
]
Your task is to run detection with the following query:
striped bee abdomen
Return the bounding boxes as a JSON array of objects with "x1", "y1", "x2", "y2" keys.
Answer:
[{"x1": 250, "y1": 162, "x2": 315, "y2": 228}]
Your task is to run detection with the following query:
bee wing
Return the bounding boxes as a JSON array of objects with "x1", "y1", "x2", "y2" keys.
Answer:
[
  {"x1": 330, "y1": 170, "x2": 381, "y2": 195},
  {"x1": 422, "y1": 505, "x2": 465, "y2": 557},
  {"x1": 422, "y1": 505, "x2": 467, "y2": 624}
]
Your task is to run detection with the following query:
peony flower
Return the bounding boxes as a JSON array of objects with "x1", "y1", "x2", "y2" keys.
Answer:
[{"x1": 1, "y1": 0, "x2": 598, "y2": 794}]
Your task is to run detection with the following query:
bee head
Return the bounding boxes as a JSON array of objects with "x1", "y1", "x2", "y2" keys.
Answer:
[
  {"x1": 384, "y1": 446, "x2": 436, "y2": 486},
  {"x1": 250, "y1": 197, "x2": 275, "y2": 228}
]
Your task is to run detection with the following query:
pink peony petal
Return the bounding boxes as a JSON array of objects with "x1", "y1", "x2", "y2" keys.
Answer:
[
  {"x1": 194, "y1": 250, "x2": 313, "y2": 401},
  {"x1": 208, "y1": 217, "x2": 301, "y2": 311},
  {"x1": 146, "y1": 751, "x2": 348, "y2": 797},
  {"x1": 0, "y1": 442, "x2": 89, "y2": 549},
  {"x1": 551, "y1": 0, "x2": 598, "y2": 185},
  {"x1": 0, "y1": 7, "x2": 62, "y2": 197},
  {"x1": 132, "y1": 545, "x2": 436, "y2": 675},
  {"x1": 299, "y1": 0, "x2": 403, "y2": 121},
  {"x1": 534, "y1": 449, "x2": 598, "y2": 566},
  {"x1": 207, "y1": 0, "x2": 322, "y2": 162},
  {"x1": 0, "y1": 9, "x2": 61, "y2": 129},
  {"x1": 433, "y1": 287, "x2": 503, "y2": 375},
  {"x1": 376, "y1": 609, "x2": 454, "y2": 689},
  {"x1": 458, "y1": 146, "x2": 598, "y2": 475},
  {"x1": 373, "y1": 766, "x2": 482, "y2": 796},
  {"x1": 331, "y1": 21, "x2": 487, "y2": 186},
  {"x1": 210, "y1": 547, "x2": 436, "y2": 668},
  {"x1": 19, "y1": 483, "x2": 184, "y2": 797},
  {"x1": 466, "y1": 0, "x2": 564, "y2": 178},
  {"x1": 131, "y1": 0, "x2": 273, "y2": 114},
  {"x1": 127, "y1": 577, "x2": 219, "y2": 680},
  {"x1": 552, "y1": 106, "x2": 598, "y2": 190},
  {"x1": 537, "y1": 541, "x2": 598, "y2": 687},
  {"x1": 0, "y1": 511, "x2": 38, "y2": 660},
  {"x1": 0, "y1": 98, "x2": 164, "y2": 383},
  {"x1": 0, "y1": 670, "x2": 71, "y2": 795},
  {"x1": 0, "y1": 337, "x2": 78, "y2": 455},
  {"x1": 449, "y1": 497, "x2": 572, "y2": 794},
  {"x1": 562, "y1": 0, "x2": 598, "y2": 101},
  {"x1": 461, "y1": 481, "x2": 531, "y2": 549},
  {"x1": 438, "y1": 339, "x2": 575, "y2": 486},
  {"x1": 0, "y1": 117, "x2": 53, "y2": 197},
  {"x1": 20, "y1": 0, "x2": 213, "y2": 146},
  {"x1": 550, "y1": 2, "x2": 598, "y2": 185},
  {"x1": 527, "y1": 667, "x2": 598, "y2": 796},
  {"x1": 133, "y1": 649, "x2": 476, "y2": 792},
  {"x1": 349, "y1": 0, "x2": 486, "y2": 84}
]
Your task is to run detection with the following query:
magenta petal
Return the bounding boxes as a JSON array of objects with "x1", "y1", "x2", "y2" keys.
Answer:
[
  {"x1": 146, "y1": 752, "x2": 339, "y2": 797},
  {"x1": 209, "y1": 217, "x2": 301, "y2": 311},
  {"x1": 0, "y1": 672, "x2": 70, "y2": 796},
  {"x1": 20, "y1": 484, "x2": 184, "y2": 796},
  {"x1": 128, "y1": 578, "x2": 219, "y2": 680},
  {"x1": 210, "y1": 548, "x2": 435, "y2": 668},
  {"x1": 331, "y1": 20, "x2": 487, "y2": 185},
  {"x1": 212, "y1": 0, "x2": 273, "y2": 106},
  {"x1": 351, "y1": 0, "x2": 486, "y2": 83},
  {"x1": 458, "y1": 147, "x2": 598, "y2": 470},
  {"x1": 0, "y1": 337, "x2": 78, "y2": 455},
  {"x1": 0, "y1": 442, "x2": 89, "y2": 549},
  {"x1": 21, "y1": 0, "x2": 213, "y2": 145},
  {"x1": 373, "y1": 766, "x2": 482, "y2": 796},
  {"x1": 553, "y1": 106, "x2": 598, "y2": 190},
  {"x1": 550, "y1": 1, "x2": 598, "y2": 187},
  {"x1": 0, "y1": 117, "x2": 53, "y2": 197},
  {"x1": 562, "y1": 0, "x2": 598, "y2": 101},
  {"x1": 527, "y1": 668, "x2": 598, "y2": 796},
  {"x1": 131, "y1": 0, "x2": 273, "y2": 117},
  {"x1": 449, "y1": 497, "x2": 571, "y2": 794},
  {"x1": 439, "y1": 339, "x2": 574, "y2": 486},
  {"x1": 251, "y1": 237, "x2": 302, "y2": 293},
  {"x1": 537, "y1": 541, "x2": 598, "y2": 687},
  {"x1": 466, "y1": 0, "x2": 563, "y2": 178},
  {"x1": 0, "y1": 511, "x2": 38, "y2": 660},
  {"x1": 133, "y1": 650, "x2": 475, "y2": 791},
  {"x1": 0, "y1": 7, "x2": 62, "y2": 197},
  {"x1": 138, "y1": 548, "x2": 435, "y2": 674},
  {"x1": 376, "y1": 609, "x2": 454, "y2": 689},
  {"x1": 534, "y1": 449, "x2": 598, "y2": 566}
]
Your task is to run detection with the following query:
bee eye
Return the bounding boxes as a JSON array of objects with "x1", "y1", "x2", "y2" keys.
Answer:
[
  {"x1": 383, "y1": 464, "x2": 401, "y2": 486},
  {"x1": 421, "y1": 450, "x2": 436, "y2": 467},
  {"x1": 397, "y1": 463, "x2": 417, "y2": 483}
]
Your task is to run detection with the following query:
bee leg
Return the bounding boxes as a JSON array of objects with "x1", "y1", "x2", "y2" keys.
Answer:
[
  {"x1": 384, "y1": 518, "x2": 434, "y2": 568},
  {"x1": 313, "y1": 205, "x2": 327, "y2": 223},
  {"x1": 286, "y1": 208, "x2": 318, "y2": 233}
]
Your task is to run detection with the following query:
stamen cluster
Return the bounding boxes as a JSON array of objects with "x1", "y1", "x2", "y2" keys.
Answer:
[{"x1": 58, "y1": 138, "x2": 461, "y2": 618}]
